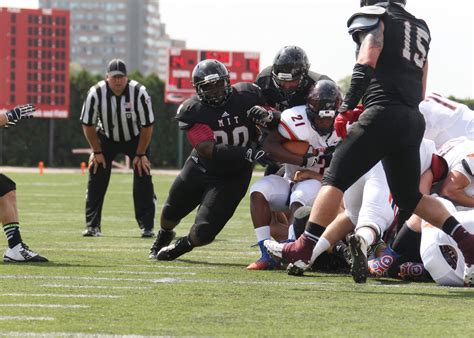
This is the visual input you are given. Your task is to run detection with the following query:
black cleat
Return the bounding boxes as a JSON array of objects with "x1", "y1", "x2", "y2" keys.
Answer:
[
  {"x1": 141, "y1": 229, "x2": 155, "y2": 238},
  {"x1": 82, "y1": 226, "x2": 102, "y2": 237},
  {"x1": 149, "y1": 229, "x2": 176, "y2": 258},
  {"x1": 156, "y1": 236, "x2": 193, "y2": 261},
  {"x1": 348, "y1": 234, "x2": 369, "y2": 284}
]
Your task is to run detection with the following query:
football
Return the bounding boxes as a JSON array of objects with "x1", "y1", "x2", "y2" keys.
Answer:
[{"x1": 282, "y1": 140, "x2": 310, "y2": 156}]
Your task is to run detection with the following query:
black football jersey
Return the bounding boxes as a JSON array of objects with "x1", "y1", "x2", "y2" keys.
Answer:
[
  {"x1": 176, "y1": 82, "x2": 265, "y2": 175},
  {"x1": 255, "y1": 66, "x2": 333, "y2": 111},
  {"x1": 360, "y1": 4, "x2": 430, "y2": 108}
]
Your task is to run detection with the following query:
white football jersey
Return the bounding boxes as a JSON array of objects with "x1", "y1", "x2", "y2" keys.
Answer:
[
  {"x1": 438, "y1": 138, "x2": 474, "y2": 206},
  {"x1": 278, "y1": 105, "x2": 341, "y2": 179},
  {"x1": 419, "y1": 93, "x2": 474, "y2": 149},
  {"x1": 419, "y1": 138, "x2": 437, "y2": 174}
]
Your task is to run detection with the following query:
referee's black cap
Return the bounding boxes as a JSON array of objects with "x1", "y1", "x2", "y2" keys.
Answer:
[{"x1": 107, "y1": 59, "x2": 127, "y2": 76}]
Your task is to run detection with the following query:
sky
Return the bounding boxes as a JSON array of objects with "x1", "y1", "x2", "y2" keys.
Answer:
[{"x1": 1, "y1": 0, "x2": 473, "y2": 98}]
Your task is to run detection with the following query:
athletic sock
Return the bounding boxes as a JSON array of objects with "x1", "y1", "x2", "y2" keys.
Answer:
[
  {"x1": 442, "y1": 216, "x2": 467, "y2": 243},
  {"x1": 304, "y1": 221, "x2": 325, "y2": 243},
  {"x1": 391, "y1": 222, "x2": 421, "y2": 259},
  {"x1": 310, "y1": 237, "x2": 331, "y2": 264},
  {"x1": 356, "y1": 227, "x2": 375, "y2": 247},
  {"x1": 3, "y1": 222, "x2": 22, "y2": 248}
]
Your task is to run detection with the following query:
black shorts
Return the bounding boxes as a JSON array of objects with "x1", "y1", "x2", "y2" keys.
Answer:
[
  {"x1": 162, "y1": 157, "x2": 253, "y2": 233},
  {"x1": 324, "y1": 104, "x2": 425, "y2": 211},
  {"x1": 0, "y1": 174, "x2": 16, "y2": 197}
]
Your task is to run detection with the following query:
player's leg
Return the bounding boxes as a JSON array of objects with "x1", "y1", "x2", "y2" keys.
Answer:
[
  {"x1": 265, "y1": 106, "x2": 387, "y2": 268},
  {"x1": 157, "y1": 169, "x2": 252, "y2": 261},
  {"x1": 248, "y1": 175, "x2": 291, "y2": 270},
  {"x1": 0, "y1": 174, "x2": 47, "y2": 262},
  {"x1": 83, "y1": 137, "x2": 117, "y2": 236},
  {"x1": 149, "y1": 159, "x2": 205, "y2": 258}
]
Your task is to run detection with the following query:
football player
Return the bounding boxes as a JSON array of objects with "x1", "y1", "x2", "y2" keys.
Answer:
[
  {"x1": 437, "y1": 137, "x2": 474, "y2": 210},
  {"x1": 419, "y1": 93, "x2": 474, "y2": 149},
  {"x1": 247, "y1": 80, "x2": 342, "y2": 270},
  {"x1": 148, "y1": 59, "x2": 267, "y2": 261},
  {"x1": 1, "y1": 104, "x2": 48, "y2": 263},
  {"x1": 249, "y1": 46, "x2": 333, "y2": 175},
  {"x1": 265, "y1": 0, "x2": 474, "y2": 286}
]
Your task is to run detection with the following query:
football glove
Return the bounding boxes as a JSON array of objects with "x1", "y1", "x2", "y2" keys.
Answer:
[
  {"x1": 334, "y1": 104, "x2": 364, "y2": 139},
  {"x1": 5, "y1": 104, "x2": 35, "y2": 126},
  {"x1": 244, "y1": 144, "x2": 270, "y2": 163},
  {"x1": 247, "y1": 105, "x2": 279, "y2": 129}
]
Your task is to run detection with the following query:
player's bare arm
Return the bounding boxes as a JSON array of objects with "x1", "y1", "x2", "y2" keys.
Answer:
[
  {"x1": 262, "y1": 129, "x2": 306, "y2": 166},
  {"x1": 357, "y1": 21, "x2": 385, "y2": 67}
]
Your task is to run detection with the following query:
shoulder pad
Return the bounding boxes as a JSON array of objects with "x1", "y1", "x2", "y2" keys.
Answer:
[
  {"x1": 278, "y1": 106, "x2": 311, "y2": 141},
  {"x1": 175, "y1": 97, "x2": 201, "y2": 130},
  {"x1": 347, "y1": 6, "x2": 385, "y2": 36}
]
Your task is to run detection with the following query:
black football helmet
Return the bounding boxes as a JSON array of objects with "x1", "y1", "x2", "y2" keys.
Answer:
[
  {"x1": 306, "y1": 80, "x2": 342, "y2": 136},
  {"x1": 271, "y1": 46, "x2": 310, "y2": 98},
  {"x1": 360, "y1": 0, "x2": 406, "y2": 6},
  {"x1": 192, "y1": 59, "x2": 232, "y2": 107}
]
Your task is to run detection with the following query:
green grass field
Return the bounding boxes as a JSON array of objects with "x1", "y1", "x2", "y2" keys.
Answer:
[{"x1": 1, "y1": 172, "x2": 474, "y2": 337}]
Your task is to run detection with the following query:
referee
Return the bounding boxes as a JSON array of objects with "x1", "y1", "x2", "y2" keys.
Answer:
[{"x1": 80, "y1": 59, "x2": 156, "y2": 238}]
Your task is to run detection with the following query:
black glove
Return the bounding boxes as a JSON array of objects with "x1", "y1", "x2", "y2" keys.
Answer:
[
  {"x1": 247, "y1": 106, "x2": 279, "y2": 129},
  {"x1": 244, "y1": 144, "x2": 270, "y2": 163},
  {"x1": 5, "y1": 104, "x2": 35, "y2": 126}
]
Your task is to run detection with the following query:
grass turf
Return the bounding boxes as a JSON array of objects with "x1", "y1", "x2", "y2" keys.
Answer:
[{"x1": 1, "y1": 172, "x2": 474, "y2": 336}]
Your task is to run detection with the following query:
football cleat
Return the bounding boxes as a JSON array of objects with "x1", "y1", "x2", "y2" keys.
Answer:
[
  {"x1": 368, "y1": 246, "x2": 399, "y2": 277},
  {"x1": 156, "y1": 236, "x2": 193, "y2": 261},
  {"x1": 464, "y1": 264, "x2": 474, "y2": 287},
  {"x1": 149, "y1": 229, "x2": 176, "y2": 259},
  {"x1": 141, "y1": 229, "x2": 155, "y2": 238},
  {"x1": 263, "y1": 239, "x2": 284, "y2": 261},
  {"x1": 287, "y1": 260, "x2": 309, "y2": 276},
  {"x1": 82, "y1": 226, "x2": 102, "y2": 237},
  {"x1": 348, "y1": 234, "x2": 369, "y2": 283},
  {"x1": 398, "y1": 262, "x2": 430, "y2": 282},
  {"x1": 246, "y1": 257, "x2": 281, "y2": 270},
  {"x1": 264, "y1": 234, "x2": 315, "y2": 265},
  {"x1": 3, "y1": 242, "x2": 48, "y2": 263}
]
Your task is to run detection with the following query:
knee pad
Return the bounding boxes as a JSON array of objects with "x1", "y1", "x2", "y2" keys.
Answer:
[
  {"x1": 0, "y1": 174, "x2": 16, "y2": 197},
  {"x1": 161, "y1": 202, "x2": 181, "y2": 223},
  {"x1": 189, "y1": 222, "x2": 217, "y2": 246}
]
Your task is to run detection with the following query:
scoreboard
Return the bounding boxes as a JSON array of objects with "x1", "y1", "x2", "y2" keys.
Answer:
[
  {"x1": 165, "y1": 48, "x2": 260, "y2": 104},
  {"x1": 0, "y1": 7, "x2": 70, "y2": 118}
]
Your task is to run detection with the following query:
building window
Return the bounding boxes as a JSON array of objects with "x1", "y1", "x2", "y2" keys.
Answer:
[
  {"x1": 10, "y1": 95, "x2": 15, "y2": 103},
  {"x1": 10, "y1": 60, "x2": 15, "y2": 68},
  {"x1": 11, "y1": 26, "x2": 16, "y2": 34},
  {"x1": 10, "y1": 72, "x2": 15, "y2": 80},
  {"x1": 10, "y1": 83, "x2": 15, "y2": 92},
  {"x1": 11, "y1": 49, "x2": 15, "y2": 57}
]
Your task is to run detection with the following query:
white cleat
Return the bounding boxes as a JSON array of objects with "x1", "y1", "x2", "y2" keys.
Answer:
[
  {"x1": 3, "y1": 242, "x2": 48, "y2": 263},
  {"x1": 264, "y1": 239, "x2": 284, "y2": 261},
  {"x1": 464, "y1": 264, "x2": 474, "y2": 287}
]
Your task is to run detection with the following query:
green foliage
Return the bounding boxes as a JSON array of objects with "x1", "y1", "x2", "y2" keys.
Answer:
[
  {"x1": 2, "y1": 172, "x2": 474, "y2": 336},
  {"x1": 0, "y1": 69, "x2": 184, "y2": 167}
]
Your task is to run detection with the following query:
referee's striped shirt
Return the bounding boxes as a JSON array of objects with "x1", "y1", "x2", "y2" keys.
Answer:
[{"x1": 80, "y1": 80, "x2": 154, "y2": 142}]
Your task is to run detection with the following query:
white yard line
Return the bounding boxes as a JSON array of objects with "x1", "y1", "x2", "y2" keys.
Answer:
[
  {"x1": 0, "y1": 304, "x2": 89, "y2": 308},
  {"x1": 40, "y1": 284, "x2": 151, "y2": 290},
  {"x1": 0, "y1": 316, "x2": 54, "y2": 321},
  {"x1": 1, "y1": 293, "x2": 122, "y2": 299},
  {"x1": 0, "y1": 333, "x2": 158, "y2": 337},
  {"x1": 97, "y1": 270, "x2": 196, "y2": 275},
  {"x1": 122, "y1": 264, "x2": 216, "y2": 269}
]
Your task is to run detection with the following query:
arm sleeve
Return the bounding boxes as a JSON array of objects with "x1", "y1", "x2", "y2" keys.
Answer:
[{"x1": 186, "y1": 123, "x2": 215, "y2": 148}]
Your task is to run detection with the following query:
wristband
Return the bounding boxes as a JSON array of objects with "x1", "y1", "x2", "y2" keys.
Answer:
[
  {"x1": 136, "y1": 154, "x2": 146, "y2": 158},
  {"x1": 93, "y1": 151, "x2": 102, "y2": 155}
]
